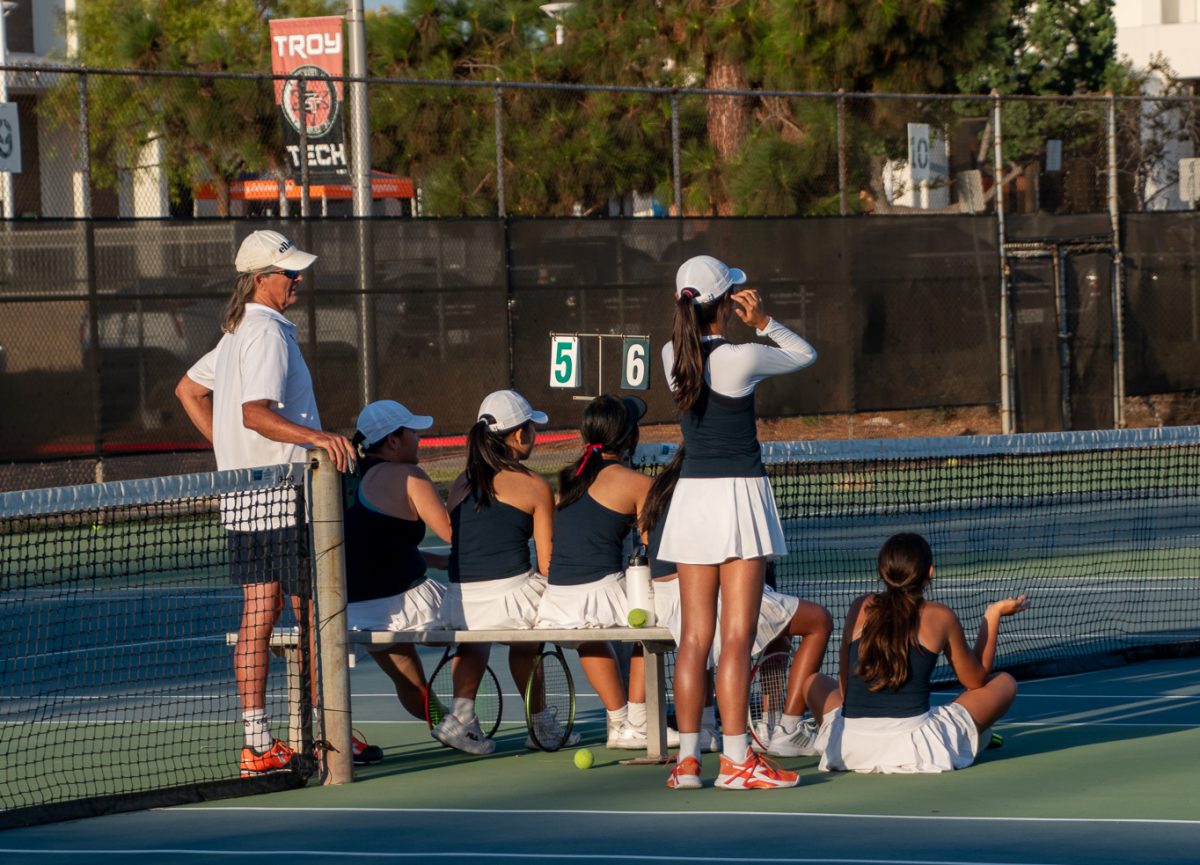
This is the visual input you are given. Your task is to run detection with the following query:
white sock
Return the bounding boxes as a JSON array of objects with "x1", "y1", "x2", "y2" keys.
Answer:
[
  {"x1": 627, "y1": 701, "x2": 647, "y2": 728},
  {"x1": 606, "y1": 704, "x2": 629, "y2": 730},
  {"x1": 702, "y1": 705, "x2": 717, "y2": 731},
  {"x1": 452, "y1": 697, "x2": 476, "y2": 724},
  {"x1": 678, "y1": 731, "x2": 701, "y2": 761},
  {"x1": 780, "y1": 713, "x2": 802, "y2": 734},
  {"x1": 243, "y1": 709, "x2": 271, "y2": 752},
  {"x1": 722, "y1": 733, "x2": 749, "y2": 763}
]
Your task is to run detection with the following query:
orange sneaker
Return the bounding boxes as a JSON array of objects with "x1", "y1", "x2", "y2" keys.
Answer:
[
  {"x1": 714, "y1": 748, "x2": 799, "y2": 790},
  {"x1": 240, "y1": 739, "x2": 297, "y2": 777},
  {"x1": 666, "y1": 755, "x2": 703, "y2": 790}
]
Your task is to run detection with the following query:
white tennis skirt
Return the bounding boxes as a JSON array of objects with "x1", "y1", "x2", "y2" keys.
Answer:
[
  {"x1": 536, "y1": 571, "x2": 628, "y2": 629},
  {"x1": 658, "y1": 476, "x2": 788, "y2": 564},
  {"x1": 815, "y1": 704, "x2": 982, "y2": 774},
  {"x1": 346, "y1": 577, "x2": 447, "y2": 632},
  {"x1": 712, "y1": 584, "x2": 800, "y2": 665},
  {"x1": 441, "y1": 570, "x2": 547, "y2": 630}
]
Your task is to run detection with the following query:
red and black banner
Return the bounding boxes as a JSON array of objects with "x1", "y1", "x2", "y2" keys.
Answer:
[{"x1": 268, "y1": 16, "x2": 349, "y2": 182}]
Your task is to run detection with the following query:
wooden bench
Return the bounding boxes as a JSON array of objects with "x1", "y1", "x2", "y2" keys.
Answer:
[{"x1": 230, "y1": 626, "x2": 677, "y2": 761}]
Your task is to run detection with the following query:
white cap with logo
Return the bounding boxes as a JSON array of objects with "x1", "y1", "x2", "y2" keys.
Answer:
[
  {"x1": 675, "y1": 254, "x2": 746, "y2": 305},
  {"x1": 235, "y1": 229, "x2": 318, "y2": 274},
  {"x1": 355, "y1": 400, "x2": 434, "y2": 449},
  {"x1": 478, "y1": 390, "x2": 548, "y2": 433}
]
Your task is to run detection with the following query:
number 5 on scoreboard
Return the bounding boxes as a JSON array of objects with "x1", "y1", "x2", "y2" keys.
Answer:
[
  {"x1": 550, "y1": 336, "x2": 581, "y2": 388},
  {"x1": 621, "y1": 337, "x2": 650, "y2": 390}
]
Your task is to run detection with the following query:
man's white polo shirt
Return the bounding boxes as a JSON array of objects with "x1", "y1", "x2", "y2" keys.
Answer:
[{"x1": 188, "y1": 304, "x2": 320, "y2": 530}]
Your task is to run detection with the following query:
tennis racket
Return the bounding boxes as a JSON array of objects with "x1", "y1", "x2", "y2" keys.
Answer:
[
  {"x1": 524, "y1": 643, "x2": 576, "y2": 751},
  {"x1": 425, "y1": 646, "x2": 503, "y2": 740},
  {"x1": 748, "y1": 648, "x2": 791, "y2": 751}
]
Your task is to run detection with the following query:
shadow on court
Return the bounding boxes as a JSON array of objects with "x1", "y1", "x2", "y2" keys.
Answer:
[{"x1": 1, "y1": 656, "x2": 1198, "y2": 865}]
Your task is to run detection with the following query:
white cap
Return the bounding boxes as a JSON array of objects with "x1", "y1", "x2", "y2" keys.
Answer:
[
  {"x1": 675, "y1": 255, "x2": 746, "y2": 304},
  {"x1": 355, "y1": 400, "x2": 434, "y2": 449},
  {"x1": 235, "y1": 230, "x2": 318, "y2": 274},
  {"x1": 478, "y1": 390, "x2": 548, "y2": 433}
]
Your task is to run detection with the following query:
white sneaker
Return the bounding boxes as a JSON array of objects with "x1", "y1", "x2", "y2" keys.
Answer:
[
  {"x1": 525, "y1": 707, "x2": 582, "y2": 750},
  {"x1": 433, "y1": 714, "x2": 496, "y2": 755},
  {"x1": 750, "y1": 720, "x2": 771, "y2": 751},
  {"x1": 697, "y1": 727, "x2": 720, "y2": 753},
  {"x1": 767, "y1": 717, "x2": 820, "y2": 758},
  {"x1": 607, "y1": 721, "x2": 648, "y2": 750},
  {"x1": 628, "y1": 724, "x2": 681, "y2": 747}
]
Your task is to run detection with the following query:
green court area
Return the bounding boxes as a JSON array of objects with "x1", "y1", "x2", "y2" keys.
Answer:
[{"x1": 1, "y1": 657, "x2": 1198, "y2": 864}]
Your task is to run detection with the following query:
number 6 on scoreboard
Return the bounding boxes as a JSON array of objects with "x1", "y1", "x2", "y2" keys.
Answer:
[
  {"x1": 621, "y1": 337, "x2": 650, "y2": 390},
  {"x1": 550, "y1": 335, "x2": 581, "y2": 388}
]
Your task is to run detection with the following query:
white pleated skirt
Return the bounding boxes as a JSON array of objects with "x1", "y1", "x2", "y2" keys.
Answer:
[
  {"x1": 346, "y1": 577, "x2": 447, "y2": 632},
  {"x1": 658, "y1": 476, "x2": 788, "y2": 564},
  {"x1": 536, "y1": 571, "x2": 628, "y2": 629},
  {"x1": 712, "y1": 584, "x2": 800, "y2": 665},
  {"x1": 815, "y1": 704, "x2": 982, "y2": 774},
  {"x1": 441, "y1": 570, "x2": 547, "y2": 630}
]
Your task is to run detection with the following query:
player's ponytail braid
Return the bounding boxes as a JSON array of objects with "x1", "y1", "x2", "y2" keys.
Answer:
[
  {"x1": 856, "y1": 533, "x2": 933, "y2": 692},
  {"x1": 465, "y1": 417, "x2": 531, "y2": 510},
  {"x1": 671, "y1": 292, "x2": 729, "y2": 414}
]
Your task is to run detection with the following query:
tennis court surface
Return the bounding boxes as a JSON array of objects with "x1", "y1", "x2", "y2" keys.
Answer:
[{"x1": 0, "y1": 654, "x2": 1198, "y2": 864}]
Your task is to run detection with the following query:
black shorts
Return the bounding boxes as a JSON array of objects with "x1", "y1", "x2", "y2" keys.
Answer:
[{"x1": 227, "y1": 523, "x2": 310, "y2": 596}]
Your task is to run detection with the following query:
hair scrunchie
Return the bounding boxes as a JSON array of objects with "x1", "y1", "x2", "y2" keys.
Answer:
[
  {"x1": 679, "y1": 287, "x2": 700, "y2": 301},
  {"x1": 574, "y1": 443, "x2": 605, "y2": 478}
]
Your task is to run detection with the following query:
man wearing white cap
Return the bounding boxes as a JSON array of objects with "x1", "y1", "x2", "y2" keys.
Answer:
[{"x1": 175, "y1": 229, "x2": 355, "y2": 777}]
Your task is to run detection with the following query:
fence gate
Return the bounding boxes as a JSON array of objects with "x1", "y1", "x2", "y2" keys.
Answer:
[{"x1": 1007, "y1": 241, "x2": 1116, "y2": 432}]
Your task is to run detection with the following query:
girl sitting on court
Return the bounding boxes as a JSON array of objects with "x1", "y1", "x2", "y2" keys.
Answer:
[
  {"x1": 344, "y1": 400, "x2": 453, "y2": 764},
  {"x1": 438, "y1": 390, "x2": 561, "y2": 755},
  {"x1": 802, "y1": 532, "x2": 1027, "y2": 773},
  {"x1": 536, "y1": 394, "x2": 651, "y2": 750},
  {"x1": 630, "y1": 446, "x2": 834, "y2": 757}
]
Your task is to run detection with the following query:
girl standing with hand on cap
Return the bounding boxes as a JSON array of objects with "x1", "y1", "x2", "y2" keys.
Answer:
[
  {"x1": 536, "y1": 394, "x2": 653, "y2": 750},
  {"x1": 438, "y1": 390, "x2": 561, "y2": 754},
  {"x1": 660, "y1": 255, "x2": 817, "y2": 790},
  {"x1": 342, "y1": 400, "x2": 452, "y2": 764}
]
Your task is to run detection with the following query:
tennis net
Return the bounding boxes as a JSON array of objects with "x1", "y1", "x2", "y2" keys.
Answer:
[
  {"x1": 0, "y1": 464, "x2": 315, "y2": 828},
  {"x1": 638, "y1": 425, "x2": 1200, "y2": 681}
]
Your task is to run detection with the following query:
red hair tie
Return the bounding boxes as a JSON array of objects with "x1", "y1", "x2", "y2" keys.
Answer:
[{"x1": 574, "y1": 443, "x2": 604, "y2": 477}]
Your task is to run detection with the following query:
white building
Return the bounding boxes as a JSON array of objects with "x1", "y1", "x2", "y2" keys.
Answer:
[
  {"x1": 6, "y1": 0, "x2": 170, "y2": 217},
  {"x1": 1114, "y1": 0, "x2": 1200, "y2": 209}
]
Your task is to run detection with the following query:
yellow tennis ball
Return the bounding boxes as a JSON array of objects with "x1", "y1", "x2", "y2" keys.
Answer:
[
  {"x1": 573, "y1": 748, "x2": 594, "y2": 770},
  {"x1": 627, "y1": 608, "x2": 648, "y2": 628}
]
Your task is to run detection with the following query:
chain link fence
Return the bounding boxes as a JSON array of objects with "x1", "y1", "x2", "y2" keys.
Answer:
[{"x1": 2, "y1": 67, "x2": 1200, "y2": 487}]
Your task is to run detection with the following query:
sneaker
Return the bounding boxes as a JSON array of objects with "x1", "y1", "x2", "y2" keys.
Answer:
[
  {"x1": 627, "y1": 724, "x2": 681, "y2": 748},
  {"x1": 525, "y1": 707, "x2": 582, "y2": 750},
  {"x1": 767, "y1": 718, "x2": 820, "y2": 758},
  {"x1": 433, "y1": 714, "x2": 496, "y2": 756},
  {"x1": 240, "y1": 739, "x2": 297, "y2": 777},
  {"x1": 607, "y1": 721, "x2": 648, "y2": 750},
  {"x1": 697, "y1": 727, "x2": 720, "y2": 753},
  {"x1": 352, "y1": 729, "x2": 384, "y2": 765},
  {"x1": 715, "y1": 748, "x2": 800, "y2": 790},
  {"x1": 666, "y1": 755, "x2": 703, "y2": 790}
]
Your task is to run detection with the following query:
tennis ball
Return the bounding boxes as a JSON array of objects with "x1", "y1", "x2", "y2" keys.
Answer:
[
  {"x1": 627, "y1": 608, "x2": 648, "y2": 628},
  {"x1": 573, "y1": 748, "x2": 594, "y2": 770},
  {"x1": 945, "y1": 458, "x2": 959, "y2": 467},
  {"x1": 90, "y1": 523, "x2": 103, "y2": 533}
]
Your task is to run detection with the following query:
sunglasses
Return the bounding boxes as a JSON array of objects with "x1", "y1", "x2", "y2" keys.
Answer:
[{"x1": 274, "y1": 269, "x2": 302, "y2": 280}]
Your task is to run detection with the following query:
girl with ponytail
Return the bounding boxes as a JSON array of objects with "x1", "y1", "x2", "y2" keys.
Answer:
[
  {"x1": 659, "y1": 255, "x2": 817, "y2": 791},
  {"x1": 535, "y1": 394, "x2": 653, "y2": 750},
  {"x1": 801, "y1": 532, "x2": 1028, "y2": 773},
  {"x1": 436, "y1": 390, "x2": 557, "y2": 755}
]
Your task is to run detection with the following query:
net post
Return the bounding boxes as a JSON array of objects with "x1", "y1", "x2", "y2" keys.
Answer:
[{"x1": 310, "y1": 448, "x2": 353, "y2": 785}]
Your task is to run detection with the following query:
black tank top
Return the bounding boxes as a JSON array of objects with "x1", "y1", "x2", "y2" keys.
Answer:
[
  {"x1": 548, "y1": 480, "x2": 633, "y2": 586},
  {"x1": 679, "y1": 339, "x2": 766, "y2": 479},
  {"x1": 448, "y1": 488, "x2": 535, "y2": 584},
  {"x1": 645, "y1": 507, "x2": 677, "y2": 579},
  {"x1": 842, "y1": 638, "x2": 939, "y2": 719},
  {"x1": 343, "y1": 468, "x2": 428, "y2": 603}
]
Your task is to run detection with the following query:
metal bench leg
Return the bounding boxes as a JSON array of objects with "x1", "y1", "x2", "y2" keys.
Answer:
[{"x1": 644, "y1": 647, "x2": 669, "y2": 761}]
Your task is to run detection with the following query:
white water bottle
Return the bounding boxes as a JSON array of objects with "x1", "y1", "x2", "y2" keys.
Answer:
[{"x1": 625, "y1": 547, "x2": 655, "y2": 627}]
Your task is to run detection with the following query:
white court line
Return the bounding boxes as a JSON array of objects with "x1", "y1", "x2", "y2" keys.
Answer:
[
  {"x1": 0, "y1": 852, "x2": 1111, "y2": 865},
  {"x1": 0, "y1": 852, "x2": 1125, "y2": 865},
  {"x1": 1010, "y1": 693, "x2": 1200, "y2": 700},
  {"x1": 177, "y1": 806, "x2": 1200, "y2": 826}
]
